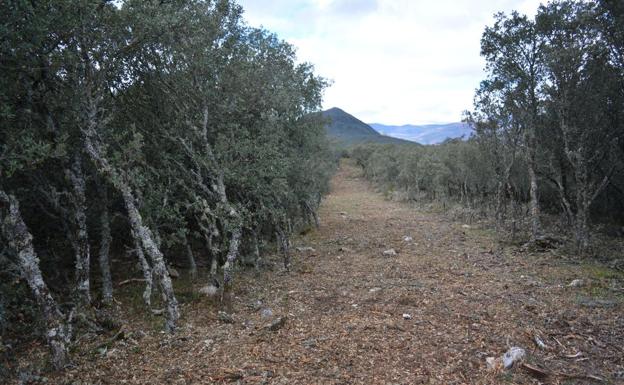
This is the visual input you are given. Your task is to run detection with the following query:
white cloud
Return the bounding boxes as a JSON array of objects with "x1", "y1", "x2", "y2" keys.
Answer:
[{"x1": 236, "y1": 0, "x2": 544, "y2": 124}]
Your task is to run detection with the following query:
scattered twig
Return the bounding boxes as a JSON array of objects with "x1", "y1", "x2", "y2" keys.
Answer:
[
  {"x1": 521, "y1": 363, "x2": 550, "y2": 379},
  {"x1": 533, "y1": 334, "x2": 548, "y2": 350},
  {"x1": 117, "y1": 278, "x2": 147, "y2": 287},
  {"x1": 522, "y1": 363, "x2": 606, "y2": 383},
  {"x1": 559, "y1": 373, "x2": 605, "y2": 383},
  {"x1": 93, "y1": 327, "x2": 127, "y2": 353}
]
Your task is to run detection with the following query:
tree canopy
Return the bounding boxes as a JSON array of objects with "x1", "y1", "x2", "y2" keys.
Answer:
[{"x1": 1, "y1": 0, "x2": 333, "y2": 369}]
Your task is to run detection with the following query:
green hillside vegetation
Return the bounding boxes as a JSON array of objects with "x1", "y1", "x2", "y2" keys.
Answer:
[
  {"x1": 321, "y1": 107, "x2": 417, "y2": 147},
  {"x1": 352, "y1": 1, "x2": 624, "y2": 256}
]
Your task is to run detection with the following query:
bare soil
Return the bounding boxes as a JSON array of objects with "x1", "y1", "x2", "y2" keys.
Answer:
[{"x1": 44, "y1": 161, "x2": 624, "y2": 384}]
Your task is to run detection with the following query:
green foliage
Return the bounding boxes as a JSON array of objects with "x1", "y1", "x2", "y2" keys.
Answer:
[
  {"x1": 353, "y1": 140, "x2": 494, "y2": 203},
  {"x1": 353, "y1": 0, "x2": 624, "y2": 251},
  {"x1": 0, "y1": 0, "x2": 333, "y2": 351}
]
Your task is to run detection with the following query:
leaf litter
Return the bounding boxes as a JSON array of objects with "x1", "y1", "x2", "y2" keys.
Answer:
[{"x1": 37, "y1": 162, "x2": 624, "y2": 384}]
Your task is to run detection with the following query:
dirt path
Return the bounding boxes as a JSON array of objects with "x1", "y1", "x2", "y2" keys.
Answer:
[{"x1": 58, "y1": 161, "x2": 623, "y2": 385}]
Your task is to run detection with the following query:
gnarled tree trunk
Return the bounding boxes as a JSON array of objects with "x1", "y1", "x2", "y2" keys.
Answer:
[
  {"x1": 221, "y1": 226, "x2": 242, "y2": 307},
  {"x1": 275, "y1": 224, "x2": 291, "y2": 270},
  {"x1": 66, "y1": 155, "x2": 91, "y2": 307},
  {"x1": 527, "y1": 147, "x2": 542, "y2": 241},
  {"x1": 81, "y1": 111, "x2": 179, "y2": 332},
  {"x1": 184, "y1": 233, "x2": 197, "y2": 280},
  {"x1": 97, "y1": 182, "x2": 113, "y2": 305},
  {"x1": 198, "y1": 105, "x2": 243, "y2": 302},
  {"x1": 571, "y1": 158, "x2": 611, "y2": 255},
  {"x1": 132, "y1": 231, "x2": 153, "y2": 308},
  {"x1": 121, "y1": 185, "x2": 178, "y2": 331},
  {"x1": 0, "y1": 192, "x2": 71, "y2": 369}
]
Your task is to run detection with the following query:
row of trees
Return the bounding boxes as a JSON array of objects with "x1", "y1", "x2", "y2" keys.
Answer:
[
  {"x1": 352, "y1": 0, "x2": 624, "y2": 253},
  {"x1": 1, "y1": 0, "x2": 333, "y2": 370}
]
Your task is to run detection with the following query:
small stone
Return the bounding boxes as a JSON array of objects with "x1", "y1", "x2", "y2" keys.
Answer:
[
  {"x1": 403, "y1": 236, "x2": 413, "y2": 242},
  {"x1": 568, "y1": 279, "x2": 584, "y2": 287},
  {"x1": 402, "y1": 313, "x2": 412, "y2": 320},
  {"x1": 296, "y1": 246, "x2": 316, "y2": 253},
  {"x1": 462, "y1": 224, "x2": 471, "y2": 229},
  {"x1": 383, "y1": 248, "x2": 397, "y2": 257},
  {"x1": 266, "y1": 316, "x2": 287, "y2": 331},
  {"x1": 502, "y1": 347, "x2": 526, "y2": 369},
  {"x1": 167, "y1": 266, "x2": 180, "y2": 279},
  {"x1": 260, "y1": 308, "x2": 273, "y2": 318},
  {"x1": 369, "y1": 287, "x2": 382, "y2": 293},
  {"x1": 486, "y1": 356, "x2": 500, "y2": 370},
  {"x1": 249, "y1": 300, "x2": 263, "y2": 311},
  {"x1": 578, "y1": 298, "x2": 616, "y2": 308},
  {"x1": 217, "y1": 311, "x2": 234, "y2": 324},
  {"x1": 199, "y1": 285, "x2": 218, "y2": 297}
]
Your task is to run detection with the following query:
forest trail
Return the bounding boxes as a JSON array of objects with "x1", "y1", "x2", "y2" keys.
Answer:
[{"x1": 58, "y1": 160, "x2": 623, "y2": 385}]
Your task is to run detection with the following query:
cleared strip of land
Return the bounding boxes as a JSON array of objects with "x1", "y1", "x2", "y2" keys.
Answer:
[{"x1": 56, "y1": 160, "x2": 623, "y2": 384}]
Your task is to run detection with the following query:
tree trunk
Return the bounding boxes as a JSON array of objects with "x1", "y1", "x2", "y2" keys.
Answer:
[
  {"x1": 97, "y1": 182, "x2": 113, "y2": 305},
  {"x1": 66, "y1": 155, "x2": 91, "y2": 307},
  {"x1": 495, "y1": 179, "x2": 506, "y2": 233},
  {"x1": 81, "y1": 124, "x2": 179, "y2": 332},
  {"x1": 304, "y1": 201, "x2": 320, "y2": 228},
  {"x1": 527, "y1": 154, "x2": 542, "y2": 241},
  {"x1": 574, "y1": 165, "x2": 591, "y2": 254},
  {"x1": 550, "y1": 161, "x2": 575, "y2": 231},
  {"x1": 184, "y1": 233, "x2": 197, "y2": 280},
  {"x1": 276, "y1": 225, "x2": 291, "y2": 270},
  {"x1": 0, "y1": 192, "x2": 71, "y2": 369},
  {"x1": 221, "y1": 226, "x2": 242, "y2": 307},
  {"x1": 121, "y1": 185, "x2": 179, "y2": 331},
  {"x1": 132, "y1": 232, "x2": 153, "y2": 308},
  {"x1": 251, "y1": 228, "x2": 261, "y2": 270},
  {"x1": 575, "y1": 202, "x2": 590, "y2": 254},
  {"x1": 209, "y1": 254, "x2": 219, "y2": 285},
  {"x1": 199, "y1": 105, "x2": 242, "y2": 302},
  {"x1": 559, "y1": 116, "x2": 613, "y2": 255}
]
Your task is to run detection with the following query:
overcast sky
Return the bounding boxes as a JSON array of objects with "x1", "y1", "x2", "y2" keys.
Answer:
[{"x1": 236, "y1": 0, "x2": 544, "y2": 125}]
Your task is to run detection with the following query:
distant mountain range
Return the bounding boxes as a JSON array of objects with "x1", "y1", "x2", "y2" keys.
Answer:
[
  {"x1": 320, "y1": 107, "x2": 473, "y2": 147},
  {"x1": 369, "y1": 122, "x2": 473, "y2": 145},
  {"x1": 320, "y1": 107, "x2": 415, "y2": 147}
]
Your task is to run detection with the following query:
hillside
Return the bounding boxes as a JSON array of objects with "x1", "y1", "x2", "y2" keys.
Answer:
[
  {"x1": 370, "y1": 122, "x2": 473, "y2": 145},
  {"x1": 321, "y1": 107, "x2": 416, "y2": 147}
]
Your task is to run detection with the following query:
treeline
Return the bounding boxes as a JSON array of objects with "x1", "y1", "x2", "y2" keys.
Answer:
[
  {"x1": 0, "y1": 0, "x2": 333, "y2": 369},
  {"x1": 353, "y1": 0, "x2": 624, "y2": 253}
]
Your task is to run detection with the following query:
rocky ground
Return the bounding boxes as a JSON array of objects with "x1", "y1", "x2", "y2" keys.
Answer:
[{"x1": 19, "y1": 160, "x2": 624, "y2": 384}]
